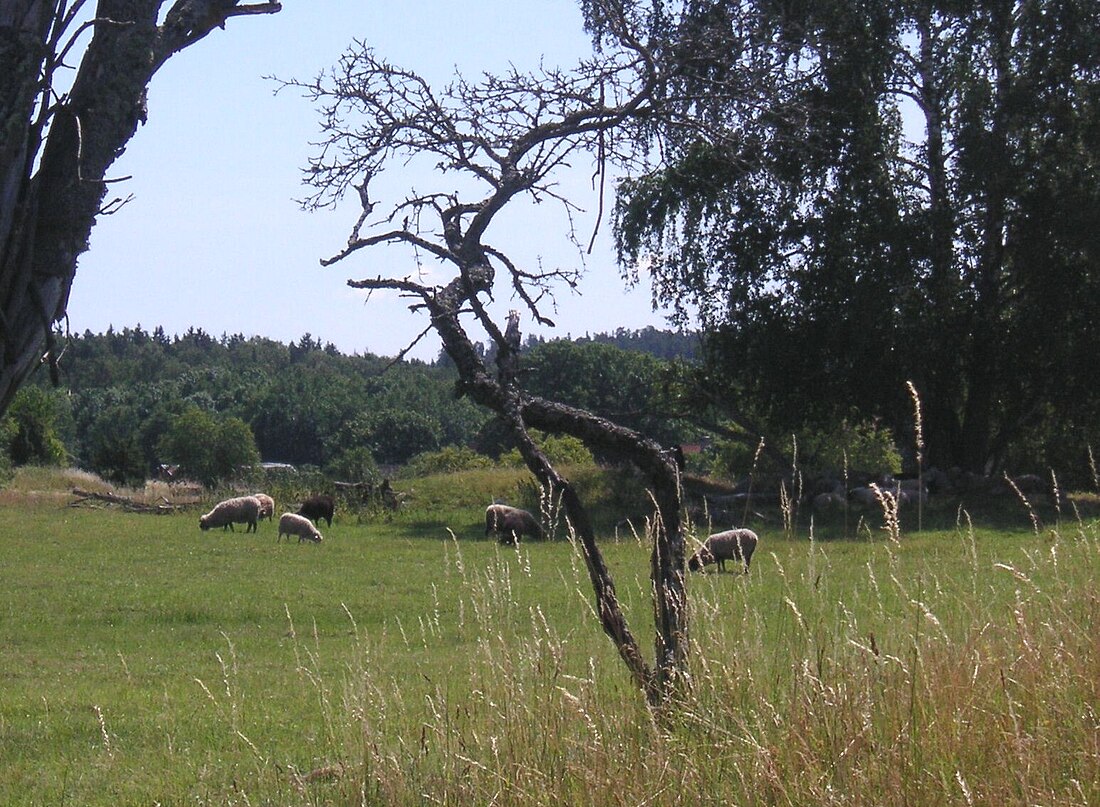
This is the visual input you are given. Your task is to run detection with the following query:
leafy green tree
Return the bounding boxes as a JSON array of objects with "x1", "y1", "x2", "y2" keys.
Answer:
[
  {"x1": 84, "y1": 404, "x2": 148, "y2": 486},
  {"x1": 158, "y1": 405, "x2": 259, "y2": 488},
  {"x1": 246, "y1": 373, "x2": 356, "y2": 467},
  {"x1": 3, "y1": 386, "x2": 68, "y2": 466},
  {"x1": 614, "y1": 0, "x2": 1100, "y2": 474},
  {"x1": 522, "y1": 340, "x2": 685, "y2": 447},
  {"x1": 365, "y1": 409, "x2": 441, "y2": 466},
  {"x1": 326, "y1": 446, "x2": 378, "y2": 483}
]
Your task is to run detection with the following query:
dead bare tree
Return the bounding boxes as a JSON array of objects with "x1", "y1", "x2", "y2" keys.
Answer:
[
  {"x1": 286, "y1": 2, "x2": 700, "y2": 706},
  {"x1": 0, "y1": 0, "x2": 281, "y2": 416}
]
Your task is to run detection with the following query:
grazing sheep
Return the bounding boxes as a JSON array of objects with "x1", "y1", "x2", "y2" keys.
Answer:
[
  {"x1": 849, "y1": 483, "x2": 926, "y2": 509},
  {"x1": 847, "y1": 486, "x2": 881, "y2": 509},
  {"x1": 812, "y1": 491, "x2": 847, "y2": 512},
  {"x1": 278, "y1": 512, "x2": 323, "y2": 544},
  {"x1": 252, "y1": 493, "x2": 275, "y2": 522},
  {"x1": 199, "y1": 495, "x2": 262, "y2": 533},
  {"x1": 297, "y1": 494, "x2": 335, "y2": 527},
  {"x1": 485, "y1": 503, "x2": 544, "y2": 545},
  {"x1": 688, "y1": 528, "x2": 758, "y2": 573}
]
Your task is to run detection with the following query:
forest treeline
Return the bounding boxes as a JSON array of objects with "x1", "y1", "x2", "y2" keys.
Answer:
[
  {"x1": 3, "y1": 320, "x2": 1091, "y2": 491},
  {"x1": 0, "y1": 325, "x2": 699, "y2": 486}
]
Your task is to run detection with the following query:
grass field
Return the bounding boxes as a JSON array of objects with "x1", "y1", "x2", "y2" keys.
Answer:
[{"x1": 1, "y1": 469, "x2": 1098, "y2": 805}]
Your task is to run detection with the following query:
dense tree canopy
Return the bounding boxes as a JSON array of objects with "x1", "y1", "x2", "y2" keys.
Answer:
[
  {"x1": 5, "y1": 384, "x2": 67, "y2": 466},
  {"x1": 614, "y1": 0, "x2": 1100, "y2": 475},
  {"x1": 0, "y1": 326, "x2": 695, "y2": 487},
  {"x1": 157, "y1": 404, "x2": 259, "y2": 488},
  {"x1": 522, "y1": 339, "x2": 686, "y2": 447},
  {"x1": 7, "y1": 327, "x2": 490, "y2": 482}
]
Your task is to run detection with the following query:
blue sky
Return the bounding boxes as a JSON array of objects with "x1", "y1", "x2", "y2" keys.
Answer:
[{"x1": 65, "y1": 1, "x2": 672, "y2": 360}]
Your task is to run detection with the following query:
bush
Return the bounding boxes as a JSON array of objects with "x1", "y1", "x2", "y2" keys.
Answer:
[
  {"x1": 403, "y1": 446, "x2": 493, "y2": 478},
  {"x1": 84, "y1": 404, "x2": 148, "y2": 486},
  {"x1": 3, "y1": 386, "x2": 69, "y2": 467},
  {"x1": 799, "y1": 416, "x2": 902, "y2": 477},
  {"x1": 0, "y1": 417, "x2": 13, "y2": 483},
  {"x1": 702, "y1": 417, "x2": 901, "y2": 481},
  {"x1": 498, "y1": 431, "x2": 595, "y2": 469},
  {"x1": 326, "y1": 446, "x2": 378, "y2": 483},
  {"x1": 703, "y1": 436, "x2": 776, "y2": 480},
  {"x1": 157, "y1": 405, "x2": 260, "y2": 488}
]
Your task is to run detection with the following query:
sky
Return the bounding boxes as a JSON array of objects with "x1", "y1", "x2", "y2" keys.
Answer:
[{"x1": 64, "y1": 1, "x2": 674, "y2": 361}]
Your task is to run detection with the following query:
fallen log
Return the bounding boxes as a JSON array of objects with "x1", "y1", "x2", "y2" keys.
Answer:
[{"x1": 70, "y1": 488, "x2": 181, "y2": 514}]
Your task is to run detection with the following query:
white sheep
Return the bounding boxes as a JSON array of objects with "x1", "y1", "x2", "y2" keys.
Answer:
[
  {"x1": 278, "y1": 512, "x2": 323, "y2": 544},
  {"x1": 688, "y1": 528, "x2": 759, "y2": 573},
  {"x1": 199, "y1": 496, "x2": 262, "y2": 533},
  {"x1": 251, "y1": 493, "x2": 275, "y2": 521}
]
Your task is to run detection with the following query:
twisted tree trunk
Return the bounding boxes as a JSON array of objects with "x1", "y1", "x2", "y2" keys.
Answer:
[
  {"x1": 323, "y1": 3, "x2": 693, "y2": 703},
  {"x1": 355, "y1": 270, "x2": 689, "y2": 705}
]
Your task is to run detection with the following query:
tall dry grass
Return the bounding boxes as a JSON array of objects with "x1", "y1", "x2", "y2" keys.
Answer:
[{"x1": 268, "y1": 515, "x2": 1099, "y2": 806}]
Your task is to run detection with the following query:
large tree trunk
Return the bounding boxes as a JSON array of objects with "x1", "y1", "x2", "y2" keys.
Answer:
[
  {"x1": 913, "y1": 4, "x2": 966, "y2": 472},
  {"x1": 0, "y1": 1, "x2": 280, "y2": 416},
  {"x1": 1, "y1": 1, "x2": 61, "y2": 413},
  {"x1": 960, "y1": 2, "x2": 1014, "y2": 475}
]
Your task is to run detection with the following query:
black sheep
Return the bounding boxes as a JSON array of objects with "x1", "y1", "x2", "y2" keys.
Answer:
[{"x1": 297, "y1": 494, "x2": 335, "y2": 527}]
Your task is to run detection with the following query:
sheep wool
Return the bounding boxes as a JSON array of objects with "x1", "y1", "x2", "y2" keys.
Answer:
[
  {"x1": 278, "y1": 512, "x2": 323, "y2": 544},
  {"x1": 252, "y1": 493, "x2": 275, "y2": 521},
  {"x1": 485, "y1": 503, "x2": 544, "y2": 545},
  {"x1": 688, "y1": 528, "x2": 758, "y2": 573},
  {"x1": 199, "y1": 496, "x2": 263, "y2": 533},
  {"x1": 297, "y1": 494, "x2": 335, "y2": 527}
]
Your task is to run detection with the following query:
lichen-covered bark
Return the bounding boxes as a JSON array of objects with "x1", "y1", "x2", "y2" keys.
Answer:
[{"x1": 0, "y1": 0, "x2": 280, "y2": 415}]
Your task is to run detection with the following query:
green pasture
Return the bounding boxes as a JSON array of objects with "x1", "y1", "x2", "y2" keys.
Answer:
[{"x1": 1, "y1": 477, "x2": 1098, "y2": 805}]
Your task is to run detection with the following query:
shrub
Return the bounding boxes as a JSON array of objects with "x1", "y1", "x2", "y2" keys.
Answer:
[
  {"x1": 157, "y1": 405, "x2": 259, "y2": 488},
  {"x1": 3, "y1": 386, "x2": 69, "y2": 467},
  {"x1": 326, "y1": 446, "x2": 378, "y2": 483},
  {"x1": 799, "y1": 416, "x2": 902, "y2": 477},
  {"x1": 705, "y1": 418, "x2": 901, "y2": 481},
  {"x1": 498, "y1": 431, "x2": 595, "y2": 469},
  {"x1": 403, "y1": 446, "x2": 493, "y2": 478},
  {"x1": 0, "y1": 417, "x2": 13, "y2": 483}
]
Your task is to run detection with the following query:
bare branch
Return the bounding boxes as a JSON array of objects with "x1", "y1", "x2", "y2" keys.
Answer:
[
  {"x1": 379, "y1": 323, "x2": 435, "y2": 372},
  {"x1": 157, "y1": 1, "x2": 281, "y2": 67},
  {"x1": 321, "y1": 227, "x2": 453, "y2": 267}
]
